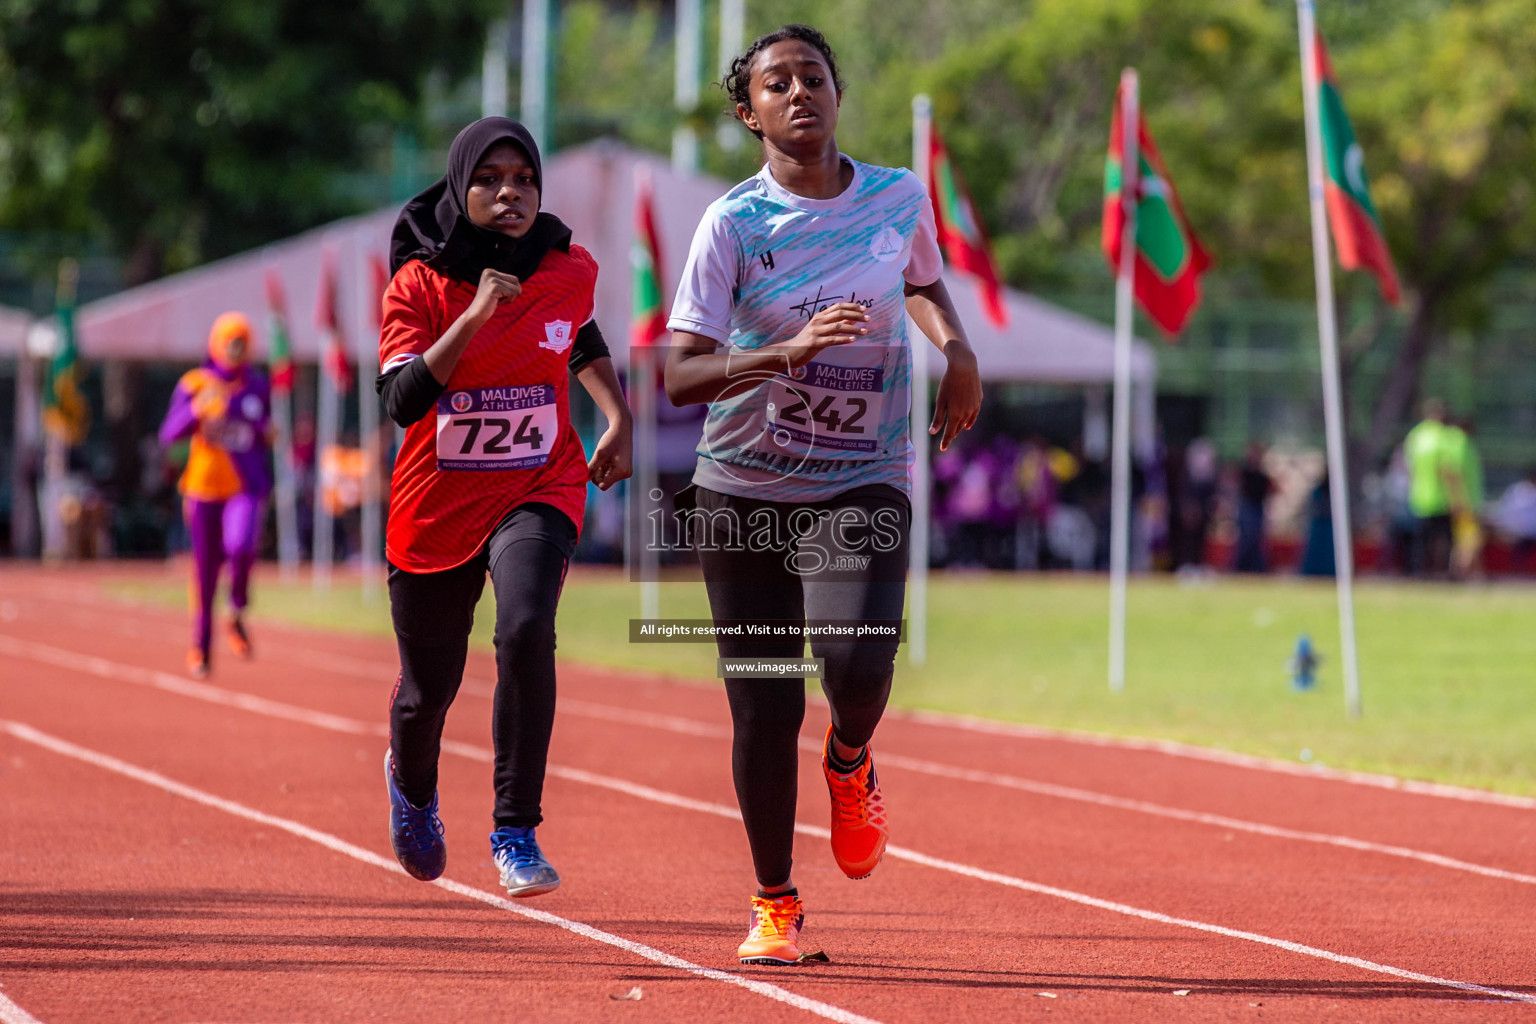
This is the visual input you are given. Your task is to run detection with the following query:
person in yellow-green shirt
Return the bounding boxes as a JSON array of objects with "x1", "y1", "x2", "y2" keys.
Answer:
[
  {"x1": 1402, "y1": 398, "x2": 1462, "y2": 578},
  {"x1": 1445, "y1": 416, "x2": 1485, "y2": 578}
]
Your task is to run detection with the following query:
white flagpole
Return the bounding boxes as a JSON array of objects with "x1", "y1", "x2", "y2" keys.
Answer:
[
  {"x1": 673, "y1": 0, "x2": 703, "y2": 172},
  {"x1": 909, "y1": 95, "x2": 933, "y2": 667},
  {"x1": 1108, "y1": 69, "x2": 1139, "y2": 694},
  {"x1": 716, "y1": 0, "x2": 745, "y2": 151},
  {"x1": 270, "y1": 376, "x2": 301, "y2": 578},
  {"x1": 11, "y1": 325, "x2": 41, "y2": 556},
  {"x1": 520, "y1": 0, "x2": 552, "y2": 156},
  {"x1": 312, "y1": 258, "x2": 338, "y2": 593},
  {"x1": 1297, "y1": 0, "x2": 1362, "y2": 720},
  {"x1": 482, "y1": 13, "x2": 512, "y2": 118},
  {"x1": 263, "y1": 260, "x2": 301, "y2": 582},
  {"x1": 270, "y1": 385, "x2": 300, "y2": 581},
  {"x1": 634, "y1": 170, "x2": 660, "y2": 622},
  {"x1": 636, "y1": 350, "x2": 660, "y2": 620},
  {"x1": 354, "y1": 228, "x2": 383, "y2": 600},
  {"x1": 312, "y1": 362, "x2": 336, "y2": 591}
]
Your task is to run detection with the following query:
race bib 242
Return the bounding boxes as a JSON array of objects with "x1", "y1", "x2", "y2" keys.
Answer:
[{"x1": 764, "y1": 359, "x2": 884, "y2": 455}]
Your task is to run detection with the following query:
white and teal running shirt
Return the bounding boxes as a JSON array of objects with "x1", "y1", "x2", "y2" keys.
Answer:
[{"x1": 668, "y1": 156, "x2": 942, "y2": 503}]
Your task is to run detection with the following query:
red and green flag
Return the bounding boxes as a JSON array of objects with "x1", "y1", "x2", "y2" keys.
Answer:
[
  {"x1": 1314, "y1": 30, "x2": 1402, "y2": 306},
  {"x1": 265, "y1": 270, "x2": 296, "y2": 395},
  {"x1": 631, "y1": 171, "x2": 668, "y2": 348},
  {"x1": 1101, "y1": 82, "x2": 1212, "y2": 338},
  {"x1": 42, "y1": 258, "x2": 89, "y2": 445},
  {"x1": 315, "y1": 252, "x2": 351, "y2": 393},
  {"x1": 927, "y1": 124, "x2": 1008, "y2": 328}
]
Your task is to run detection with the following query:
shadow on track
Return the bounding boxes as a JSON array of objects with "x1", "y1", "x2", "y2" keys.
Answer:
[{"x1": 790, "y1": 960, "x2": 1533, "y2": 1003}]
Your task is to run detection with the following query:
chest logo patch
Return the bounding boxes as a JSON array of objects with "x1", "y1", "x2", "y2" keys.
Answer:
[
  {"x1": 869, "y1": 227, "x2": 903, "y2": 263},
  {"x1": 240, "y1": 393, "x2": 264, "y2": 421},
  {"x1": 541, "y1": 320, "x2": 574, "y2": 353}
]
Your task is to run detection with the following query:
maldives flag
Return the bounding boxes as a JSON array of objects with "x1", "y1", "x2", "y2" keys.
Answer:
[
  {"x1": 315, "y1": 252, "x2": 351, "y2": 393},
  {"x1": 631, "y1": 171, "x2": 668, "y2": 348},
  {"x1": 926, "y1": 124, "x2": 1007, "y2": 328},
  {"x1": 42, "y1": 258, "x2": 89, "y2": 445},
  {"x1": 264, "y1": 270, "x2": 296, "y2": 395},
  {"x1": 1314, "y1": 30, "x2": 1402, "y2": 305},
  {"x1": 1101, "y1": 83, "x2": 1212, "y2": 337}
]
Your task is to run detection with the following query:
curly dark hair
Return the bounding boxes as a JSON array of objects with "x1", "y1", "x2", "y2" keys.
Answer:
[{"x1": 721, "y1": 24, "x2": 845, "y2": 140}]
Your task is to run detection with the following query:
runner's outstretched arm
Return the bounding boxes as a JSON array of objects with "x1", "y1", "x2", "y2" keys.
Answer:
[
  {"x1": 904, "y1": 278, "x2": 981, "y2": 451},
  {"x1": 574, "y1": 355, "x2": 633, "y2": 490}
]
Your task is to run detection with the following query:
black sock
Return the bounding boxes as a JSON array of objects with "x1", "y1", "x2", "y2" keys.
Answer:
[
  {"x1": 826, "y1": 739, "x2": 867, "y2": 774},
  {"x1": 757, "y1": 886, "x2": 799, "y2": 900}
]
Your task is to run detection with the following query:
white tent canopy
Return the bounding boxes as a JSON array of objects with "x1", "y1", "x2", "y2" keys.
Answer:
[
  {"x1": 0, "y1": 305, "x2": 34, "y2": 356},
  {"x1": 77, "y1": 214, "x2": 394, "y2": 363}
]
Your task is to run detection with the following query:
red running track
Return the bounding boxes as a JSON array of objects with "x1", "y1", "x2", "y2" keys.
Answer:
[{"x1": 1, "y1": 564, "x2": 1534, "y2": 1023}]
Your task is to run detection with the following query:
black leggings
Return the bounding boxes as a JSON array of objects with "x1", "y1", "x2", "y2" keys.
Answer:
[
  {"x1": 388, "y1": 502, "x2": 576, "y2": 829},
  {"x1": 690, "y1": 484, "x2": 909, "y2": 888}
]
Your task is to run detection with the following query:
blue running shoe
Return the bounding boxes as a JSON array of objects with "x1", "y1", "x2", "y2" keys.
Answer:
[
  {"x1": 385, "y1": 749, "x2": 446, "y2": 881},
  {"x1": 489, "y1": 826, "x2": 561, "y2": 898}
]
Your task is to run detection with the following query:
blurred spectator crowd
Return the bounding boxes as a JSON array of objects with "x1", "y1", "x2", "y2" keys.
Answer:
[{"x1": 923, "y1": 415, "x2": 1536, "y2": 580}]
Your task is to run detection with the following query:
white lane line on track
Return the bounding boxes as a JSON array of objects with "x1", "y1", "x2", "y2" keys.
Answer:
[
  {"x1": 22, "y1": 603, "x2": 1536, "y2": 894},
  {"x1": 557, "y1": 699, "x2": 1536, "y2": 888},
  {"x1": 0, "y1": 988, "x2": 44, "y2": 1024},
  {"x1": 7, "y1": 631, "x2": 1536, "y2": 889},
  {"x1": 8, "y1": 643, "x2": 1533, "y2": 1005},
  {"x1": 0, "y1": 720, "x2": 885, "y2": 1024},
  {"x1": 890, "y1": 706, "x2": 1536, "y2": 812},
  {"x1": 14, "y1": 585, "x2": 1536, "y2": 812},
  {"x1": 463, "y1": 760, "x2": 1536, "y2": 1006},
  {"x1": 0, "y1": 635, "x2": 371, "y2": 737}
]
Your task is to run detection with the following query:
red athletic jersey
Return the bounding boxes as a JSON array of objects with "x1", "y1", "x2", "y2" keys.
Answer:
[{"x1": 381, "y1": 251, "x2": 596, "y2": 573}]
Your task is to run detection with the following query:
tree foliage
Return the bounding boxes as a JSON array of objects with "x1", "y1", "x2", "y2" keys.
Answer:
[
  {"x1": 555, "y1": 0, "x2": 676, "y2": 154},
  {"x1": 0, "y1": 0, "x2": 499, "y2": 283},
  {"x1": 1335, "y1": 0, "x2": 1536, "y2": 458},
  {"x1": 909, "y1": 0, "x2": 1299, "y2": 294},
  {"x1": 3, "y1": 0, "x2": 1529, "y2": 467}
]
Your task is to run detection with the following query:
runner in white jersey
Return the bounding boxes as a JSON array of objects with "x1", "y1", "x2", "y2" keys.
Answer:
[{"x1": 664, "y1": 24, "x2": 982, "y2": 966}]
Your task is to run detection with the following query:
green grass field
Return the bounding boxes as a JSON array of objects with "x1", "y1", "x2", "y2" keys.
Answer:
[{"x1": 112, "y1": 569, "x2": 1536, "y2": 798}]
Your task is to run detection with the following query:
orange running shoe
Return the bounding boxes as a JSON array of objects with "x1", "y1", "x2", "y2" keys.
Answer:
[
  {"x1": 186, "y1": 646, "x2": 209, "y2": 679},
  {"x1": 737, "y1": 893, "x2": 805, "y2": 965},
  {"x1": 226, "y1": 616, "x2": 252, "y2": 659},
  {"x1": 822, "y1": 725, "x2": 888, "y2": 879}
]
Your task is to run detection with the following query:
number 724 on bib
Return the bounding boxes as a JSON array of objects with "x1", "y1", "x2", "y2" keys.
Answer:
[{"x1": 435, "y1": 385, "x2": 558, "y2": 471}]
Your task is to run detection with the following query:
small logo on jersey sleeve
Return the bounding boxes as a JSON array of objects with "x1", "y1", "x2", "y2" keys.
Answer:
[
  {"x1": 541, "y1": 320, "x2": 574, "y2": 353},
  {"x1": 869, "y1": 227, "x2": 904, "y2": 263}
]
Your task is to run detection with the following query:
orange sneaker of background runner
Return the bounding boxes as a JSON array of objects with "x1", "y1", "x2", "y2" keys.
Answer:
[
  {"x1": 186, "y1": 647, "x2": 209, "y2": 679},
  {"x1": 226, "y1": 617, "x2": 252, "y2": 659}
]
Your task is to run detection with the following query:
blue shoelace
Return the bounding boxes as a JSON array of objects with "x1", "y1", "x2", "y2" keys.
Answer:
[
  {"x1": 490, "y1": 831, "x2": 545, "y2": 869},
  {"x1": 395, "y1": 802, "x2": 443, "y2": 852}
]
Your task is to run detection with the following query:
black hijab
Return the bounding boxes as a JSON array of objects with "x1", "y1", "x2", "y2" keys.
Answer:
[{"x1": 390, "y1": 117, "x2": 572, "y2": 285}]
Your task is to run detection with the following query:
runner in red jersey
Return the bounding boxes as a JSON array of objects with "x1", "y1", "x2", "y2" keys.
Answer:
[{"x1": 377, "y1": 117, "x2": 632, "y2": 896}]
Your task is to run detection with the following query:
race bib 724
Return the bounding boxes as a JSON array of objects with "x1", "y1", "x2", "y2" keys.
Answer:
[{"x1": 435, "y1": 385, "x2": 557, "y2": 471}]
